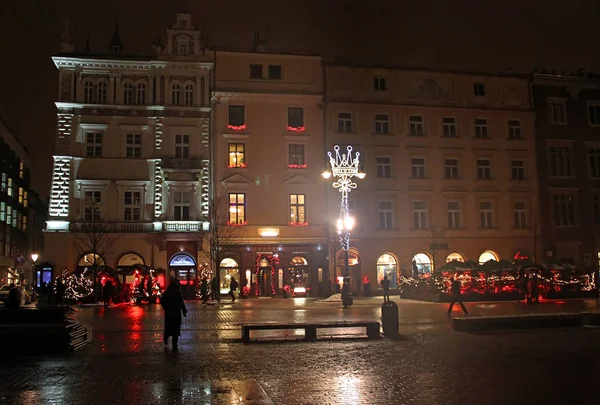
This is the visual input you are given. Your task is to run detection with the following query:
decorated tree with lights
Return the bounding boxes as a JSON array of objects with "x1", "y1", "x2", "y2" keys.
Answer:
[
  {"x1": 56, "y1": 269, "x2": 94, "y2": 302},
  {"x1": 73, "y1": 196, "x2": 119, "y2": 303}
]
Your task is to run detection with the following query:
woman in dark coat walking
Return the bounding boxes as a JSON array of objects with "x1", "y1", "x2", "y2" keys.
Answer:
[{"x1": 160, "y1": 279, "x2": 187, "y2": 350}]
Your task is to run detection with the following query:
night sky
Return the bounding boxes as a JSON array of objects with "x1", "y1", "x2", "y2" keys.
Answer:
[{"x1": 1, "y1": 0, "x2": 599, "y2": 198}]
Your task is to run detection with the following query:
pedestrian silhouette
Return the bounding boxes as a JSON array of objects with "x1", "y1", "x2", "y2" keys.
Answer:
[
  {"x1": 160, "y1": 279, "x2": 187, "y2": 350},
  {"x1": 447, "y1": 275, "x2": 468, "y2": 314},
  {"x1": 229, "y1": 277, "x2": 238, "y2": 302},
  {"x1": 381, "y1": 275, "x2": 390, "y2": 302}
]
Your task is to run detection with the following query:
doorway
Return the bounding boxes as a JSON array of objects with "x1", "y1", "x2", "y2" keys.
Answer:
[{"x1": 258, "y1": 267, "x2": 272, "y2": 297}]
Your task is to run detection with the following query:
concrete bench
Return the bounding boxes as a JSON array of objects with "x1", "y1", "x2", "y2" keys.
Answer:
[{"x1": 241, "y1": 321, "x2": 380, "y2": 342}]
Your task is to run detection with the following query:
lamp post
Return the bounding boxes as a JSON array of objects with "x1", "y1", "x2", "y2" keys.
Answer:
[
  {"x1": 30, "y1": 253, "x2": 39, "y2": 290},
  {"x1": 322, "y1": 145, "x2": 366, "y2": 307}
]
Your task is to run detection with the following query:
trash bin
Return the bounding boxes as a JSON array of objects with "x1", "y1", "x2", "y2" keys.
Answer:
[{"x1": 381, "y1": 301, "x2": 399, "y2": 335}]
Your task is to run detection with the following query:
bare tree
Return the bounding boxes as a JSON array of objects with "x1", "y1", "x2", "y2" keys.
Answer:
[
  {"x1": 73, "y1": 196, "x2": 119, "y2": 303},
  {"x1": 203, "y1": 198, "x2": 237, "y2": 301}
]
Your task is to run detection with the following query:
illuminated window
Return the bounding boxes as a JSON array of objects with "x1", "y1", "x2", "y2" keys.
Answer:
[
  {"x1": 377, "y1": 254, "x2": 397, "y2": 288},
  {"x1": 123, "y1": 191, "x2": 141, "y2": 221},
  {"x1": 136, "y1": 83, "x2": 146, "y2": 105},
  {"x1": 175, "y1": 134, "x2": 190, "y2": 159},
  {"x1": 18, "y1": 188, "x2": 23, "y2": 204},
  {"x1": 84, "y1": 191, "x2": 102, "y2": 221},
  {"x1": 84, "y1": 81, "x2": 94, "y2": 103},
  {"x1": 1, "y1": 173, "x2": 6, "y2": 192},
  {"x1": 228, "y1": 143, "x2": 246, "y2": 168},
  {"x1": 23, "y1": 191, "x2": 28, "y2": 208},
  {"x1": 19, "y1": 161, "x2": 24, "y2": 179},
  {"x1": 288, "y1": 144, "x2": 305, "y2": 167},
  {"x1": 7, "y1": 178, "x2": 12, "y2": 197},
  {"x1": 446, "y1": 252, "x2": 465, "y2": 263},
  {"x1": 375, "y1": 114, "x2": 390, "y2": 134},
  {"x1": 6, "y1": 206, "x2": 12, "y2": 226},
  {"x1": 173, "y1": 191, "x2": 190, "y2": 221},
  {"x1": 442, "y1": 117, "x2": 457, "y2": 137},
  {"x1": 228, "y1": 105, "x2": 245, "y2": 129},
  {"x1": 171, "y1": 84, "x2": 181, "y2": 105},
  {"x1": 289, "y1": 194, "x2": 306, "y2": 224},
  {"x1": 0, "y1": 202, "x2": 5, "y2": 222},
  {"x1": 125, "y1": 134, "x2": 142, "y2": 158},
  {"x1": 412, "y1": 253, "x2": 432, "y2": 275},
  {"x1": 228, "y1": 193, "x2": 246, "y2": 225},
  {"x1": 97, "y1": 81, "x2": 108, "y2": 104},
  {"x1": 123, "y1": 82, "x2": 133, "y2": 104},
  {"x1": 22, "y1": 216, "x2": 27, "y2": 231},
  {"x1": 184, "y1": 84, "x2": 194, "y2": 106},
  {"x1": 86, "y1": 132, "x2": 102, "y2": 157},
  {"x1": 479, "y1": 250, "x2": 498, "y2": 264}
]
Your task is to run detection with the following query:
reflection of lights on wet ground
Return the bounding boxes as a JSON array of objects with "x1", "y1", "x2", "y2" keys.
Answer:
[{"x1": 336, "y1": 376, "x2": 361, "y2": 403}]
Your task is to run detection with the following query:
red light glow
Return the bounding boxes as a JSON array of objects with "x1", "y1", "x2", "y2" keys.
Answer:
[
  {"x1": 287, "y1": 125, "x2": 306, "y2": 132},
  {"x1": 227, "y1": 220, "x2": 248, "y2": 226},
  {"x1": 288, "y1": 164, "x2": 307, "y2": 169},
  {"x1": 289, "y1": 221, "x2": 308, "y2": 226},
  {"x1": 227, "y1": 124, "x2": 247, "y2": 131},
  {"x1": 228, "y1": 163, "x2": 247, "y2": 168}
]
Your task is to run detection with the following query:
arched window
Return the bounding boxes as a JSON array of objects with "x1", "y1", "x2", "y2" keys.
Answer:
[
  {"x1": 184, "y1": 84, "x2": 194, "y2": 106},
  {"x1": 172, "y1": 84, "x2": 181, "y2": 105},
  {"x1": 136, "y1": 83, "x2": 146, "y2": 105},
  {"x1": 84, "y1": 81, "x2": 94, "y2": 103},
  {"x1": 77, "y1": 253, "x2": 105, "y2": 267},
  {"x1": 377, "y1": 254, "x2": 397, "y2": 288},
  {"x1": 478, "y1": 250, "x2": 499, "y2": 264},
  {"x1": 446, "y1": 252, "x2": 465, "y2": 263},
  {"x1": 97, "y1": 81, "x2": 107, "y2": 104},
  {"x1": 219, "y1": 258, "x2": 239, "y2": 292},
  {"x1": 412, "y1": 253, "x2": 432, "y2": 276},
  {"x1": 289, "y1": 256, "x2": 309, "y2": 291},
  {"x1": 123, "y1": 82, "x2": 133, "y2": 105}
]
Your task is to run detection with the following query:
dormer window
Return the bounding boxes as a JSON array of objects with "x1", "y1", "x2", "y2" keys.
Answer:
[
  {"x1": 179, "y1": 19, "x2": 188, "y2": 29},
  {"x1": 179, "y1": 42, "x2": 188, "y2": 56}
]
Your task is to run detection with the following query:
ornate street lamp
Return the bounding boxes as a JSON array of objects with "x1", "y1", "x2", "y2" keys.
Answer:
[{"x1": 322, "y1": 145, "x2": 366, "y2": 308}]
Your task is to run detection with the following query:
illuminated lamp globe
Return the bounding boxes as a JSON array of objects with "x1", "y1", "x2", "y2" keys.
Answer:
[
  {"x1": 321, "y1": 171, "x2": 332, "y2": 179},
  {"x1": 357, "y1": 172, "x2": 366, "y2": 179},
  {"x1": 31, "y1": 253, "x2": 39, "y2": 262},
  {"x1": 343, "y1": 216, "x2": 355, "y2": 230}
]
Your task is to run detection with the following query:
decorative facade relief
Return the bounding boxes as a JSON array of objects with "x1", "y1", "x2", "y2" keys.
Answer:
[
  {"x1": 155, "y1": 116, "x2": 164, "y2": 150},
  {"x1": 56, "y1": 113, "x2": 74, "y2": 139},
  {"x1": 154, "y1": 160, "x2": 164, "y2": 218},
  {"x1": 48, "y1": 157, "x2": 72, "y2": 218},
  {"x1": 200, "y1": 160, "x2": 209, "y2": 218}
]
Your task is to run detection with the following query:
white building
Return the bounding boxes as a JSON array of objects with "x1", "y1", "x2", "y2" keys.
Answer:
[{"x1": 43, "y1": 14, "x2": 213, "y2": 291}]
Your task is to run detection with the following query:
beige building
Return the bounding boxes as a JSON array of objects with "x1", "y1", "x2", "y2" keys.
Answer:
[
  {"x1": 324, "y1": 65, "x2": 538, "y2": 293},
  {"x1": 212, "y1": 50, "x2": 330, "y2": 297},
  {"x1": 44, "y1": 14, "x2": 213, "y2": 292}
]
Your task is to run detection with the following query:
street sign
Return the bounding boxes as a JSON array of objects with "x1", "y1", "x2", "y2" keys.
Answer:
[{"x1": 429, "y1": 243, "x2": 448, "y2": 250}]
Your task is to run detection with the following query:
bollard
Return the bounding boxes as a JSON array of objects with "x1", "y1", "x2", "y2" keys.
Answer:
[{"x1": 381, "y1": 301, "x2": 399, "y2": 335}]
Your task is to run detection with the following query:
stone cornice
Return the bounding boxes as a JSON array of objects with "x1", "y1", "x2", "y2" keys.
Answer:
[
  {"x1": 533, "y1": 74, "x2": 600, "y2": 89},
  {"x1": 213, "y1": 91, "x2": 323, "y2": 104},
  {"x1": 55, "y1": 101, "x2": 211, "y2": 113},
  {"x1": 52, "y1": 56, "x2": 213, "y2": 72}
]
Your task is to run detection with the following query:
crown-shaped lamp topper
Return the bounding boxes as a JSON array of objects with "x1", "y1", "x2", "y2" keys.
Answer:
[{"x1": 328, "y1": 145, "x2": 360, "y2": 176}]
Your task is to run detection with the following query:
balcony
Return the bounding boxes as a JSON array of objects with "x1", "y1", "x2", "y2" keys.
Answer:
[
  {"x1": 69, "y1": 221, "x2": 155, "y2": 233},
  {"x1": 161, "y1": 156, "x2": 204, "y2": 171},
  {"x1": 162, "y1": 221, "x2": 204, "y2": 232}
]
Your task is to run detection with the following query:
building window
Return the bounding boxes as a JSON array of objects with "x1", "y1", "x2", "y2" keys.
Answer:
[
  {"x1": 442, "y1": 117, "x2": 457, "y2": 137},
  {"x1": 6, "y1": 206, "x2": 12, "y2": 227},
  {"x1": 413, "y1": 201, "x2": 428, "y2": 229},
  {"x1": 511, "y1": 160, "x2": 525, "y2": 180},
  {"x1": 125, "y1": 134, "x2": 142, "y2": 158},
  {"x1": 123, "y1": 191, "x2": 141, "y2": 221},
  {"x1": 97, "y1": 82, "x2": 107, "y2": 104},
  {"x1": 22, "y1": 216, "x2": 27, "y2": 231},
  {"x1": 175, "y1": 134, "x2": 190, "y2": 159},
  {"x1": 477, "y1": 159, "x2": 491, "y2": 179},
  {"x1": 228, "y1": 105, "x2": 246, "y2": 130},
  {"x1": 249, "y1": 64, "x2": 263, "y2": 79},
  {"x1": 136, "y1": 83, "x2": 146, "y2": 105},
  {"x1": 0, "y1": 173, "x2": 5, "y2": 192},
  {"x1": 378, "y1": 200, "x2": 393, "y2": 229},
  {"x1": 411, "y1": 158, "x2": 426, "y2": 178},
  {"x1": 18, "y1": 188, "x2": 23, "y2": 204},
  {"x1": 84, "y1": 191, "x2": 102, "y2": 221},
  {"x1": 589, "y1": 147, "x2": 600, "y2": 178},
  {"x1": 184, "y1": 84, "x2": 194, "y2": 106},
  {"x1": 337, "y1": 112, "x2": 353, "y2": 133},
  {"x1": 589, "y1": 104, "x2": 600, "y2": 125},
  {"x1": 374, "y1": 77, "x2": 387, "y2": 91},
  {"x1": 444, "y1": 158, "x2": 459, "y2": 179},
  {"x1": 376, "y1": 157, "x2": 391, "y2": 178},
  {"x1": 123, "y1": 82, "x2": 133, "y2": 105},
  {"x1": 513, "y1": 201, "x2": 527, "y2": 228},
  {"x1": 374, "y1": 114, "x2": 390, "y2": 134},
  {"x1": 473, "y1": 83, "x2": 486, "y2": 97},
  {"x1": 171, "y1": 84, "x2": 181, "y2": 105},
  {"x1": 289, "y1": 194, "x2": 306, "y2": 224},
  {"x1": 268, "y1": 65, "x2": 282, "y2": 79},
  {"x1": 474, "y1": 118, "x2": 489, "y2": 138},
  {"x1": 23, "y1": 191, "x2": 28, "y2": 208},
  {"x1": 553, "y1": 194, "x2": 575, "y2": 226},
  {"x1": 447, "y1": 202, "x2": 461, "y2": 229},
  {"x1": 19, "y1": 161, "x2": 24, "y2": 179},
  {"x1": 288, "y1": 144, "x2": 305, "y2": 168},
  {"x1": 593, "y1": 194, "x2": 600, "y2": 226},
  {"x1": 179, "y1": 42, "x2": 188, "y2": 56},
  {"x1": 173, "y1": 191, "x2": 190, "y2": 221},
  {"x1": 6, "y1": 178, "x2": 11, "y2": 197},
  {"x1": 84, "y1": 82, "x2": 94, "y2": 103},
  {"x1": 479, "y1": 202, "x2": 494, "y2": 228},
  {"x1": 228, "y1": 193, "x2": 246, "y2": 225},
  {"x1": 549, "y1": 100, "x2": 567, "y2": 124},
  {"x1": 0, "y1": 202, "x2": 5, "y2": 222},
  {"x1": 549, "y1": 146, "x2": 572, "y2": 177},
  {"x1": 409, "y1": 116, "x2": 424, "y2": 136},
  {"x1": 287, "y1": 107, "x2": 305, "y2": 131},
  {"x1": 508, "y1": 120, "x2": 522, "y2": 140},
  {"x1": 86, "y1": 132, "x2": 102, "y2": 157},
  {"x1": 228, "y1": 143, "x2": 246, "y2": 168}
]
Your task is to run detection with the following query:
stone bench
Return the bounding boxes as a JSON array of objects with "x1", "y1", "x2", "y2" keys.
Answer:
[{"x1": 241, "y1": 321, "x2": 380, "y2": 342}]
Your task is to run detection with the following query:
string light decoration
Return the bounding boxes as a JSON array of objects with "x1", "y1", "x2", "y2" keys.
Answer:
[
  {"x1": 322, "y1": 146, "x2": 366, "y2": 304},
  {"x1": 56, "y1": 269, "x2": 94, "y2": 301},
  {"x1": 287, "y1": 164, "x2": 307, "y2": 169},
  {"x1": 287, "y1": 125, "x2": 306, "y2": 132},
  {"x1": 289, "y1": 221, "x2": 308, "y2": 226},
  {"x1": 254, "y1": 254, "x2": 280, "y2": 297},
  {"x1": 227, "y1": 124, "x2": 247, "y2": 131},
  {"x1": 227, "y1": 220, "x2": 247, "y2": 226}
]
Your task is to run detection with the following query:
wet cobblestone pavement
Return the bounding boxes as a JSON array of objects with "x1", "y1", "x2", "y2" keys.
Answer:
[{"x1": 0, "y1": 298, "x2": 599, "y2": 404}]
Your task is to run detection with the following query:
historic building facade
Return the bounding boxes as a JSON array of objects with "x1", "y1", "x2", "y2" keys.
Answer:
[
  {"x1": 532, "y1": 72, "x2": 600, "y2": 270},
  {"x1": 211, "y1": 50, "x2": 330, "y2": 297},
  {"x1": 0, "y1": 119, "x2": 46, "y2": 284},
  {"x1": 43, "y1": 14, "x2": 213, "y2": 290},
  {"x1": 324, "y1": 65, "x2": 538, "y2": 293}
]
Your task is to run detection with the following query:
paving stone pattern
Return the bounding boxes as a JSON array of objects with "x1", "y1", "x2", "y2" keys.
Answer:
[{"x1": 0, "y1": 298, "x2": 599, "y2": 405}]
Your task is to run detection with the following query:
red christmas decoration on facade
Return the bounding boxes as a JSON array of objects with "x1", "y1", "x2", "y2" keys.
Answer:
[
  {"x1": 287, "y1": 125, "x2": 306, "y2": 132},
  {"x1": 227, "y1": 124, "x2": 247, "y2": 131},
  {"x1": 287, "y1": 164, "x2": 307, "y2": 169},
  {"x1": 227, "y1": 221, "x2": 248, "y2": 226},
  {"x1": 254, "y1": 254, "x2": 280, "y2": 297},
  {"x1": 228, "y1": 162, "x2": 247, "y2": 168},
  {"x1": 289, "y1": 222, "x2": 308, "y2": 226}
]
